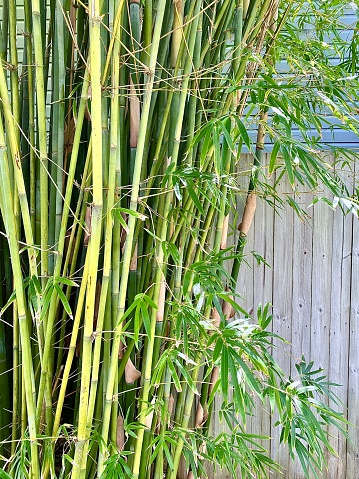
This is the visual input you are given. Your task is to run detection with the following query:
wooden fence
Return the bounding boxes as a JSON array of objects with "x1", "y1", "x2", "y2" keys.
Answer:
[{"x1": 210, "y1": 153, "x2": 359, "y2": 479}]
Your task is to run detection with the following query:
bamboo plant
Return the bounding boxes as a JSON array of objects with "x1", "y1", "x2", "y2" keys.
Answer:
[{"x1": 0, "y1": 1, "x2": 357, "y2": 478}]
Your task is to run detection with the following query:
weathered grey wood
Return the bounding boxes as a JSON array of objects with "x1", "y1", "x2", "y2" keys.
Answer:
[
  {"x1": 249, "y1": 168, "x2": 274, "y2": 450},
  {"x1": 270, "y1": 172, "x2": 295, "y2": 477},
  {"x1": 288, "y1": 190, "x2": 314, "y2": 479},
  {"x1": 210, "y1": 153, "x2": 358, "y2": 479},
  {"x1": 236, "y1": 154, "x2": 255, "y2": 315},
  {"x1": 326, "y1": 162, "x2": 353, "y2": 479},
  {"x1": 346, "y1": 163, "x2": 359, "y2": 479}
]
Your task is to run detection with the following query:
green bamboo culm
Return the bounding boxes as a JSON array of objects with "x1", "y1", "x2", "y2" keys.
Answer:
[{"x1": 0, "y1": 1, "x2": 355, "y2": 478}]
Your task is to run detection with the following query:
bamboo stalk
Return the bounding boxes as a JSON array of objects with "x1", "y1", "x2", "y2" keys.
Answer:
[
  {"x1": 81, "y1": 3, "x2": 123, "y2": 464},
  {"x1": 98, "y1": 2, "x2": 167, "y2": 475},
  {"x1": 8, "y1": 0, "x2": 20, "y2": 129},
  {"x1": 36, "y1": 68, "x2": 91, "y2": 431},
  {"x1": 0, "y1": 115, "x2": 40, "y2": 479},
  {"x1": 31, "y1": 0, "x2": 49, "y2": 282},
  {"x1": 70, "y1": 0, "x2": 104, "y2": 471}
]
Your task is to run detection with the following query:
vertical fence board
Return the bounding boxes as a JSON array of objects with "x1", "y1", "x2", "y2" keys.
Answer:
[
  {"x1": 288, "y1": 190, "x2": 314, "y2": 479},
  {"x1": 347, "y1": 165, "x2": 359, "y2": 479},
  {"x1": 270, "y1": 174, "x2": 294, "y2": 476},
  {"x1": 327, "y1": 206, "x2": 352, "y2": 478},
  {"x1": 249, "y1": 165, "x2": 275, "y2": 449}
]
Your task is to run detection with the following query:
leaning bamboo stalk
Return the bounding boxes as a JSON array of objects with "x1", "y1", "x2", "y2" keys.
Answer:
[
  {"x1": 23, "y1": 0, "x2": 36, "y2": 234},
  {"x1": 98, "y1": 2, "x2": 167, "y2": 475},
  {"x1": 49, "y1": 0, "x2": 66, "y2": 274},
  {"x1": 71, "y1": 0, "x2": 104, "y2": 473},
  {"x1": 11, "y1": 294, "x2": 20, "y2": 455},
  {"x1": 50, "y1": 144, "x2": 92, "y2": 434},
  {"x1": 0, "y1": 59, "x2": 45, "y2": 376},
  {"x1": 0, "y1": 63, "x2": 38, "y2": 282},
  {"x1": 35, "y1": 68, "x2": 91, "y2": 429},
  {"x1": 84, "y1": 1, "x2": 123, "y2": 453},
  {"x1": 31, "y1": 0, "x2": 49, "y2": 283},
  {"x1": 8, "y1": 0, "x2": 20, "y2": 130},
  {"x1": 0, "y1": 116, "x2": 40, "y2": 479},
  {"x1": 51, "y1": 251, "x2": 90, "y2": 438},
  {"x1": 133, "y1": 8, "x2": 201, "y2": 477},
  {"x1": 167, "y1": 363, "x2": 201, "y2": 479},
  {"x1": 172, "y1": 0, "x2": 184, "y2": 68},
  {"x1": 53, "y1": 155, "x2": 92, "y2": 385},
  {"x1": 0, "y1": 0, "x2": 8, "y2": 59}
]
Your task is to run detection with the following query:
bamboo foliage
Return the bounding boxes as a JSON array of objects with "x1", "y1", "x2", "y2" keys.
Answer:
[{"x1": 0, "y1": 1, "x2": 357, "y2": 478}]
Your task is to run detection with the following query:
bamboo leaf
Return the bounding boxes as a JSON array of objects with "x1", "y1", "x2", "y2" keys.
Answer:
[
  {"x1": 40, "y1": 283, "x2": 54, "y2": 322},
  {"x1": 174, "y1": 359, "x2": 199, "y2": 395},
  {"x1": 54, "y1": 283, "x2": 73, "y2": 319},
  {"x1": 281, "y1": 145, "x2": 295, "y2": 186},
  {"x1": 200, "y1": 127, "x2": 213, "y2": 168},
  {"x1": 213, "y1": 124, "x2": 221, "y2": 177},
  {"x1": 221, "y1": 347, "x2": 229, "y2": 401},
  {"x1": 233, "y1": 117, "x2": 251, "y2": 151},
  {"x1": 186, "y1": 183, "x2": 204, "y2": 214},
  {"x1": 269, "y1": 141, "x2": 280, "y2": 174},
  {"x1": 0, "y1": 289, "x2": 16, "y2": 316},
  {"x1": 167, "y1": 358, "x2": 182, "y2": 392},
  {"x1": 140, "y1": 302, "x2": 152, "y2": 340},
  {"x1": 54, "y1": 276, "x2": 79, "y2": 287}
]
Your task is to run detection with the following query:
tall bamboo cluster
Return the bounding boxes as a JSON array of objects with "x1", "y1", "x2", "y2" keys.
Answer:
[{"x1": 0, "y1": 1, "x2": 353, "y2": 478}]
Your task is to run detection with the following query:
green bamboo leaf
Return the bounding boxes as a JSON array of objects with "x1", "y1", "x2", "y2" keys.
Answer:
[
  {"x1": 233, "y1": 351, "x2": 262, "y2": 396},
  {"x1": 213, "y1": 124, "x2": 221, "y2": 177},
  {"x1": 183, "y1": 270, "x2": 192, "y2": 296},
  {"x1": 162, "y1": 241, "x2": 180, "y2": 263},
  {"x1": 174, "y1": 359, "x2": 199, "y2": 396},
  {"x1": 149, "y1": 438, "x2": 164, "y2": 465},
  {"x1": 281, "y1": 145, "x2": 295, "y2": 186},
  {"x1": 200, "y1": 128, "x2": 213, "y2": 168},
  {"x1": 186, "y1": 184, "x2": 204, "y2": 214},
  {"x1": 162, "y1": 161, "x2": 176, "y2": 186},
  {"x1": 216, "y1": 292, "x2": 249, "y2": 317},
  {"x1": 192, "y1": 122, "x2": 211, "y2": 146},
  {"x1": 114, "y1": 209, "x2": 130, "y2": 234},
  {"x1": 0, "y1": 289, "x2": 16, "y2": 316},
  {"x1": 295, "y1": 441, "x2": 312, "y2": 479},
  {"x1": 151, "y1": 352, "x2": 168, "y2": 387},
  {"x1": 30, "y1": 275, "x2": 42, "y2": 293},
  {"x1": 257, "y1": 303, "x2": 273, "y2": 329},
  {"x1": 167, "y1": 358, "x2": 182, "y2": 392},
  {"x1": 221, "y1": 347, "x2": 229, "y2": 401},
  {"x1": 116, "y1": 295, "x2": 143, "y2": 326},
  {"x1": 212, "y1": 337, "x2": 223, "y2": 362},
  {"x1": 0, "y1": 470, "x2": 13, "y2": 479},
  {"x1": 233, "y1": 116, "x2": 251, "y2": 151},
  {"x1": 40, "y1": 284, "x2": 54, "y2": 322},
  {"x1": 142, "y1": 293, "x2": 158, "y2": 310},
  {"x1": 163, "y1": 442, "x2": 175, "y2": 471},
  {"x1": 54, "y1": 283, "x2": 73, "y2": 319},
  {"x1": 228, "y1": 356, "x2": 246, "y2": 423},
  {"x1": 140, "y1": 302, "x2": 152, "y2": 340},
  {"x1": 174, "y1": 180, "x2": 182, "y2": 201},
  {"x1": 134, "y1": 301, "x2": 141, "y2": 347},
  {"x1": 54, "y1": 276, "x2": 79, "y2": 287},
  {"x1": 269, "y1": 141, "x2": 280, "y2": 174},
  {"x1": 219, "y1": 116, "x2": 234, "y2": 151},
  {"x1": 114, "y1": 207, "x2": 146, "y2": 221}
]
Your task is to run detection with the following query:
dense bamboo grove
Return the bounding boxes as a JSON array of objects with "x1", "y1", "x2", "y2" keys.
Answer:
[{"x1": 0, "y1": 0, "x2": 358, "y2": 478}]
